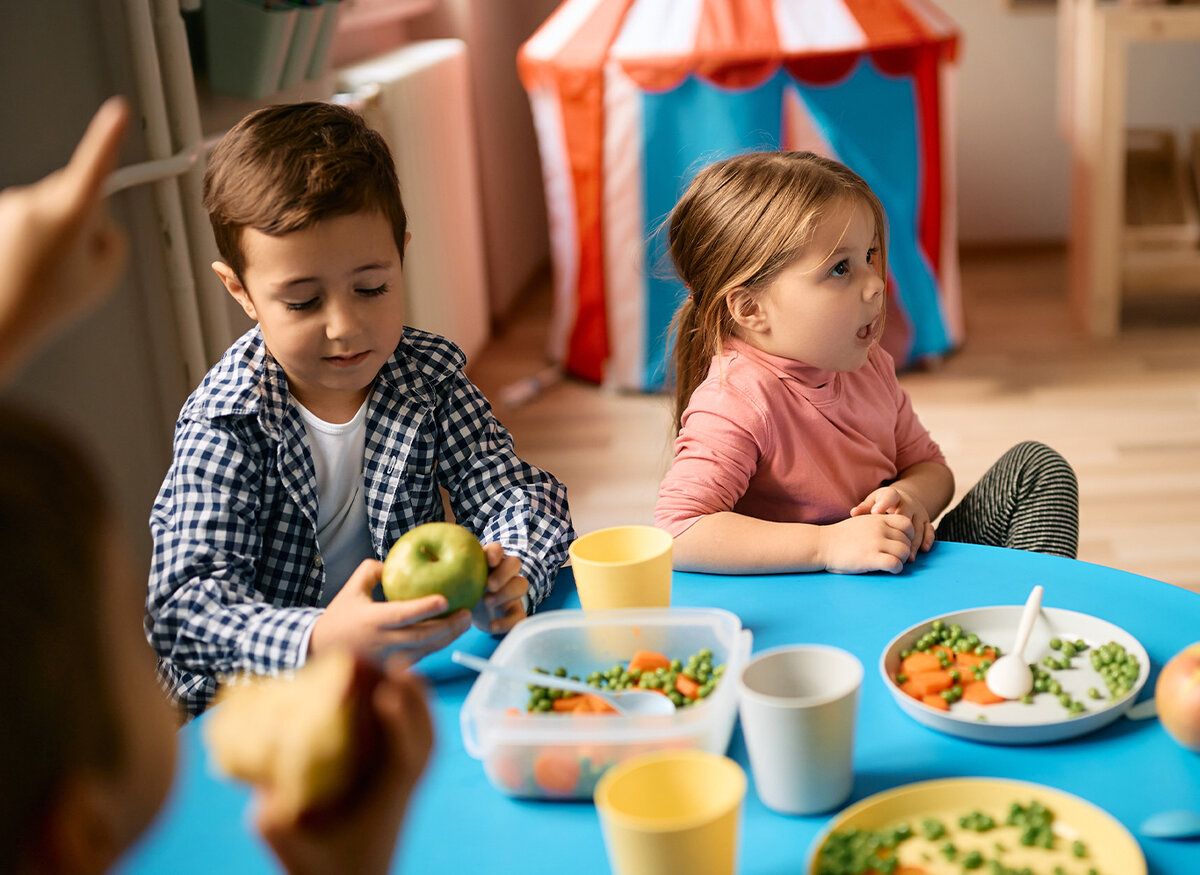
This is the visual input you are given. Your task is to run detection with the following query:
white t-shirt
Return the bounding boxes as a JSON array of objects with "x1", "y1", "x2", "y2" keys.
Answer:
[{"x1": 292, "y1": 397, "x2": 375, "y2": 607}]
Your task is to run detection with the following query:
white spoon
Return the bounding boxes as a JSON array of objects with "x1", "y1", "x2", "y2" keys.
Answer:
[
  {"x1": 985, "y1": 584, "x2": 1044, "y2": 700},
  {"x1": 1140, "y1": 809, "x2": 1200, "y2": 840},
  {"x1": 451, "y1": 650, "x2": 676, "y2": 716}
]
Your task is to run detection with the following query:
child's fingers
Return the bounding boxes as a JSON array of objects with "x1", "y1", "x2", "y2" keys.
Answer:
[
  {"x1": 485, "y1": 553, "x2": 522, "y2": 591},
  {"x1": 482, "y1": 541, "x2": 506, "y2": 569},
  {"x1": 344, "y1": 558, "x2": 386, "y2": 597},
  {"x1": 488, "y1": 600, "x2": 526, "y2": 635},
  {"x1": 64, "y1": 96, "x2": 130, "y2": 211},
  {"x1": 376, "y1": 595, "x2": 453, "y2": 629}
]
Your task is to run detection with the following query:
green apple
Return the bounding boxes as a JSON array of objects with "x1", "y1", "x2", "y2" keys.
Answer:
[{"x1": 381, "y1": 522, "x2": 488, "y2": 614}]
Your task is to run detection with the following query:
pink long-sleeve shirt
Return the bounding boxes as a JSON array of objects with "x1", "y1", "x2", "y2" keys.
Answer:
[{"x1": 655, "y1": 338, "x2": 946, "y2": 537}]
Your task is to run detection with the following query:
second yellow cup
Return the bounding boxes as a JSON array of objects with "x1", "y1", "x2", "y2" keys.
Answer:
[
  {"x1": 595, "y1": 749, "x2": 746, "y2": 875},
  {"x1": 568, "y1": 525, "x2": 673, "y2": 609}
]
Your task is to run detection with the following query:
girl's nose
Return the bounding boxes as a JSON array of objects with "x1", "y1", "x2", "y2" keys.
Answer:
[{"x1": 863, "y1": 272, "x2": 885, "y2": 301}]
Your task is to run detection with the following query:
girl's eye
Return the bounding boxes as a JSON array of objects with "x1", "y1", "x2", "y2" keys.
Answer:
[
  {"x1": 286, "y1": 298, "x2": 318, "y2": 312},
  {"x1": 867, "y1": 247, "x2": 878, "y2": 265},
  {"x1": 830, "y1": 260, "x2": 850, "y2": 278},
  {"x1": 358, "y1": 283, "x2": 389, "y2": 297}
]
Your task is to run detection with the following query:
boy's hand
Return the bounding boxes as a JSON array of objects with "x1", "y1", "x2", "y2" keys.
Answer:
[
  {"x1": 254, "y1": 655, "x2": 432, "y2": 875},
  {"x1": 471, "y1": 543, "x2": 529, "y2": 635},
  {"x1": 819, "y1": 514, "x2": 915, "y2": 574},
  {"x1": 310, "y1": 559, "x2": 470, "y2": 661},
  {"x1": 849, "y1": 485, "x2": 934, "y2": 561}
]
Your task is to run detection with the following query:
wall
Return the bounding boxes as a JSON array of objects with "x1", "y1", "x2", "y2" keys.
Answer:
[
  {"x1": 0, "y1": 1, "x2": 188, "y2": 576},
  {"x1": 411, "y1": 0, "x2": 560, "y2": 320},
  {"x1": 939, "y1": 0, "x2": 1200, "y2": 244}
]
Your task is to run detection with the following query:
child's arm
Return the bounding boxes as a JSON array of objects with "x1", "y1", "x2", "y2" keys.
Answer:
[
  {"x1": 430, "y1": 362, "x2": 573, "y2": 614},
  {"x1": 850, "y1": 461, "x2": 955, "y2": 559},
  {"x1": 254, "y1": 656, "x2": 432, "y2": 875},
  {"x1": 672, "y1": 510, "x2": 916, "y2": 575}
]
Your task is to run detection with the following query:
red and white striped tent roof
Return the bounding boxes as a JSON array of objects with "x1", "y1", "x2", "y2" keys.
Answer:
[{"x1": 519, "y1": 0, "x2": 962, "y2": 388}]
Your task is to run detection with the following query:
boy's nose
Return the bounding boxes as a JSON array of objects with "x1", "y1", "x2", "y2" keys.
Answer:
[{"x1": 324, "y1": 302, "x2": 359, "y2": 341}]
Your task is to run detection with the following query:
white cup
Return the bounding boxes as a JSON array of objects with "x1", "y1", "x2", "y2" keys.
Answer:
[{"x1": 736, "y1": 645, "x2": 863, "y2": 815}]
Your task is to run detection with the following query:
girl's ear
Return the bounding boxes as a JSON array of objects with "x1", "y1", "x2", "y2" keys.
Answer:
[
  {"x1": 212, "y1": 262, "x2": 257, "y2": 322},
  {"x1": 727, "y1": 287, "x2": 768, "y2": 334}
]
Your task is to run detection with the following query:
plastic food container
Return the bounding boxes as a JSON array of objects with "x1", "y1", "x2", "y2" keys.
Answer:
[{"x1": 459, "y1": 607, "x2": 752, "y2": 800}]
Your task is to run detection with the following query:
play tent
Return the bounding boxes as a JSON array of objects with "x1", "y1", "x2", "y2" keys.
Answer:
[{"x1": 518, "y1": 0, "x2": 963, "y2": 391}]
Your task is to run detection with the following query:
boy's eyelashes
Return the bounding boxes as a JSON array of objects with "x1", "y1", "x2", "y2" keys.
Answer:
[{"x1": 283, "y1": 284, "x2": 391, "y2": 311}]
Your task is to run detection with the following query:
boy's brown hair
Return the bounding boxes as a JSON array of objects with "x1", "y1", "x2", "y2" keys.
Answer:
[
  {"x1": 203, "y1": 101, "x2": 408, "y2": 282},
  {"x1": 0, "y1": 405, "x2": 121, "y2": 870},
  {"x1": 665, "y1": 151, "x2": 888, "y2": 431}
]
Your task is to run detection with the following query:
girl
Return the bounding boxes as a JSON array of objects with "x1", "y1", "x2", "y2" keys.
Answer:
[{"x1": 654, "y1": 152, "x2": 1078, "y2": 574}]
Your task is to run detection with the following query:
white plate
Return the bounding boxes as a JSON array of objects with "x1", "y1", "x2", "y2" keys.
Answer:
[{"x1": 879, "y1": 605, "x2": 1151, "y2": 744}]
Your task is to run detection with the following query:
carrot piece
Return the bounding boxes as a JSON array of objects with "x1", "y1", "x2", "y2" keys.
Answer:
[
  {"x1": 930, "y1": 644, "x2": 955, "y2": 661},
  {"x1": 532, "y1": 751, "x2": 581, "y2": 795},
  {"x1": 907, "y1": 669, "x2": 954, "y2": 697},
  {"x1": 674, "y1": 674, "x2": 701, "y2": 700},
  {"x1": 576, "y1": 694, "x2": 618, "y2": 714},
  {"x1": 628, "y1": 650, "x2": 671, "y2": 673},
  {"x1": 921, "y1": 693, "x2": 950, "y2": 711},
  {"x1": 900, "y1": 651, "x2": 942, "y2": 676},
  {"x1": 954, "y1": 648, "x2": 998, "y2": 669},
  {"x1": 551, "y1": 694, "x2": 586, "y2": 712},
  {"x1": 961, "y1": 680, "x2": 1006, "y2": 705},
  {"x1": 899, "y1": 679, "x2": 923, "y2": 700}
]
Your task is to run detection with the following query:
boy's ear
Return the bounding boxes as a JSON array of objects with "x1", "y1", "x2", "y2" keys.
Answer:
[
  {"x1": 726, "y1": 287, "x2": 767, "y2": 334},
  {"x1": 36, "y1": 773, "x2": 124, "y2": 875},
  {"x1": 212, "y1": 261, "x2": 258, "y2": 322}
]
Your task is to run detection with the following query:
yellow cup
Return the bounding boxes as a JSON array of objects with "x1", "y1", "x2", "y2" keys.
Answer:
[
  {"x1": 568, "y1": 525, "x2": 673, "y2": 609},
  {"x1": 595, "y1": 750, "x2": 746, "y2": 875}
]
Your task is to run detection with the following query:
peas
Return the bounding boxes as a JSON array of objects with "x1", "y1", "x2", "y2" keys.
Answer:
[{"x1": 1049, "y1": 637, "x2": 1062, "y2": 650}]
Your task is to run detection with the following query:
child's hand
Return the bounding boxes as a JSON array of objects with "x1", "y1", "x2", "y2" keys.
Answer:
[
  {"x1": 819, "y1": 514, "x2": 915, "y2": 574},
  {"x1": 254, "y1": 655, "x2": 432, "y2": 875},
  {"x1": 0, "y1": 97, "x2": 130, "y2": 381},
  {"x1": 310, "y1": 559, "x2": 470, "y2": 661},
  {"x1": 849, "y1": 485, "x2": 934, "y2": 560},
  {"x1": 471, "y1": 543, "x2": 529, "y2": 635}
]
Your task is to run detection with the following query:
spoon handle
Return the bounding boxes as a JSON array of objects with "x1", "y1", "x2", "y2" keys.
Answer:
[
  {"x1": 1011, "y1": 584, "x2": 1044, "y2": 658},
  {"x1": 451, "y1": 650, "x2": 599, "y2": 698}
]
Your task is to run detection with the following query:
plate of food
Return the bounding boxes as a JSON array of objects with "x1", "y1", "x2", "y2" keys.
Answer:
[
  {"x1": 807, "y1": 777, "x2": 1146, "y2": 875},
  {"x1": 879, "y1": 605, "x2": 1150, "y2": 744}
]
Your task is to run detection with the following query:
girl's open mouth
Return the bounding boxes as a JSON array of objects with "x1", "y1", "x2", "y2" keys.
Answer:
[{"x1": 856, "y1": 318, "x2": 877, "y2": 341}]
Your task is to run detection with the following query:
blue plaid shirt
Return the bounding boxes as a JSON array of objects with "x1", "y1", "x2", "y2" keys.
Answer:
[{"x1": 147, "y1": 325, "x2": 573, "y2": 717}]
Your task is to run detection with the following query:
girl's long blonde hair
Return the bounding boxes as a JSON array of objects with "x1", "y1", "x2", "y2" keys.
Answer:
[{"x1": 666, "y1": 151, "x2": 888, "y2": 432}]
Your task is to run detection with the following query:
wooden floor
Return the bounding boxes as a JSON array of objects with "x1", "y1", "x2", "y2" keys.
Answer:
[{"x1": 469, "y1": 246, "x2": 1200, "y2": 594}]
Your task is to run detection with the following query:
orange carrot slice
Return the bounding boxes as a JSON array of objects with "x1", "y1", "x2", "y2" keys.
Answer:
[
  {"x1": 900, "y1": 651, "x2": 942, "y2": 676},
  {"x1": 533, "y1": 751, "x2": 581, "y2": 795},
  {"x1": 674, "y1": 674, "x2": 701, "y2": 700},
  {"x1": 628, "y1": 650, "x2": 671, "y2": 673},
  {"x1": 954, "y1": 648, "x2": 998, "y2": 669},
  {"x1": 921, "y1": 693, "x2": 950, "y2": 711},
  {"x1": 907, "y1": 669, "x2": 955, "y2": 698},
  {"x1": 962, "y1": 680, "x2": 1006, "y2": 705}
]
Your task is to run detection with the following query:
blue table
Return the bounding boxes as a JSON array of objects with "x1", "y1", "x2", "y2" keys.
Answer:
[{"x1": 118, "y1": 543, "x2": 1200, "y2": 874}]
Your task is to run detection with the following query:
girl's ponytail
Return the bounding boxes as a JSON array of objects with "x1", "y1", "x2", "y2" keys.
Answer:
[{"x1": 669, "y1": 296, "x2": 712, "y2": 433}]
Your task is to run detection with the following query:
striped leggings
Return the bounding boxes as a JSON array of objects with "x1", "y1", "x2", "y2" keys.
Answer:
[{"x1": 936, "y1": 441, "x2": 1079, "y2": 559}]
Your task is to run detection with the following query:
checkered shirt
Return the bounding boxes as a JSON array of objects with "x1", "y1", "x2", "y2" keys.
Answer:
[{"x1": 147, "y1": 326, "x2": 574, "y2": 717}]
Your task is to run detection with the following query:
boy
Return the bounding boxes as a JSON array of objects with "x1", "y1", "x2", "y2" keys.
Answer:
[{"x1": 147, "y1": 102, "x2": 574, "y2": 717}]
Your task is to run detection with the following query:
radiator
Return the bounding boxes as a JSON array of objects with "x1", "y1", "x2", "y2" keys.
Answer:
[{"x1": 337, "y1": 40, "x2": 489, "y2": 362}]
